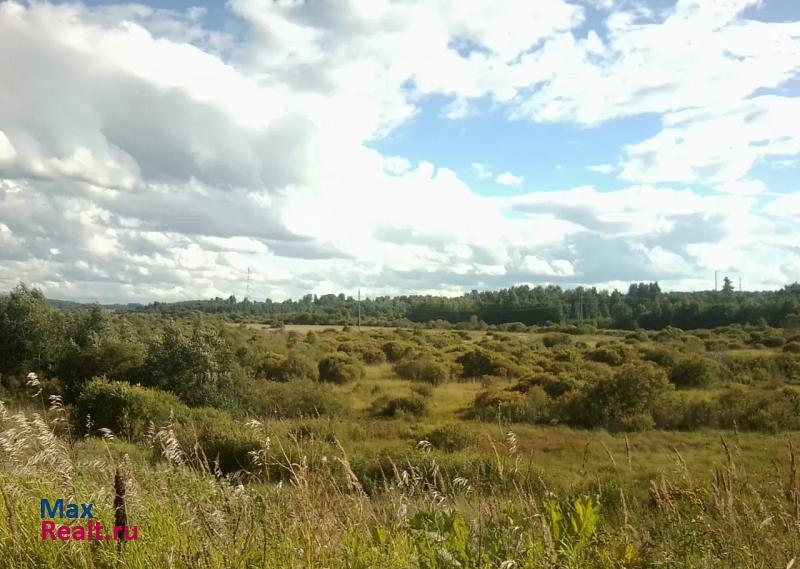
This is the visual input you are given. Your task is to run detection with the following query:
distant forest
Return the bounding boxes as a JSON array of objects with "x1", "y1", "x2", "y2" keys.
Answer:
[{"x1": 55, "y1": 280, "x2": 800, "y2": 331}]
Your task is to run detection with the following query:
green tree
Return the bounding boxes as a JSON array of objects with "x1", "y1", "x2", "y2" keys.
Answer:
[
  {"x1": 722, "y1": 276, "x2": 735, "y2": 294},
  {"x1": 0, "y1": 283, "x2": 64, "y2": 374},
  {"x1": 143, "y1": 323, "x2": 234, "y2": 407}
]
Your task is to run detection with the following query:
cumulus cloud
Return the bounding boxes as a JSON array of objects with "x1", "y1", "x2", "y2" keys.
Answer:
[
  {"x1": 588, "y1": 164, "x2": 615, "y2": 174},
  {"x1": 471, "y1": 163, "x2": 493, "y2": 179},
  {"x1": 495, "y1": 172, "x2": 524, "y2": 186},
  {"x1": 0, "y1": 0, "x2": 798, "y2": 302}
]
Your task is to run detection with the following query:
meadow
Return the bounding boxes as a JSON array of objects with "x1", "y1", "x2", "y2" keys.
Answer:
[{"x1": 1, "y1": 286, "x2": 799, "y2": 567}]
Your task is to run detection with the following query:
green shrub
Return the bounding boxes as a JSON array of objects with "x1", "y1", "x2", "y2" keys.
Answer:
[
  {"x1": 172, "y1": 407, "x2": 260, "y2": 473},
  {"x1": 653, "y1": 393, "x2": 718, "y2": 430},
  {"x1": 582, "y1": 363, "x2": 672, "y2": 431},
  {"x1": 393, "y1": 357, "x2": 449, "y2": 385},
  {"x1": 370, "y1": 395, "x2": 427, "y2": 418},
  {"x1": 244, "y1": 379, "x2": 343, "y2": 418},
  {"x1": 422, "y1": 423, "x2": 476, "y2": 452},
  {"x1": 716, "y1": 385, "x2": 800, "y2": 432},
  {"x1": 259, "y1": 352, "x2": 319, "y2": 382},
  {"x1": 641, "y1": 347, "x2": 679, "y2": 369},
  {"x1": 382, "y1": 341, "x2": 413, "y2": 362},
  {"x1": 410, "y1": 383, "x2": 434, "y2": 397},
  {"x1": 586, "y1": 344, "x2": 632, "y2": 366},
  {"x1": 456, "y1": 348, "x2": 523, "y2": 378},
  {"x1": 76, "y1": 377, "x2": 187, "y2": 439},
  {"x1": 542, "y1": 333, "x2": 572, "y2": 348},
  {"x1": 318, "y1": 352, "x2": 365, "y2": 384},
  {"x1": 361, "y1": 347, "x2": 387, "y2": 364},
  {"x1": 76, "y1": 378, "x2": 260, "y2": 473},
  {"x1": 669, "y1": 356, "x2": 721, "y2": 388},
  {"x1": 473, "y1": 385, "x2": 551, "y2": 423},
  {"x1": 783, "y1": 341, "x2": 800, "y2": 354},
  {"x1": 761, "y1": 336, "x2": 785, "y2": 348}
]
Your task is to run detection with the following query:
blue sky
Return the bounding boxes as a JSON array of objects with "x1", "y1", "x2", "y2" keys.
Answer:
[{"x1": 0, "y1": 0, "x2": 799, "y2": 302}]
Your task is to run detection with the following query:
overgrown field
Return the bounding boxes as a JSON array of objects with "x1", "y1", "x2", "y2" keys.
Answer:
[{"x1": 1, "y1": 285, "x2": 799, "y2": 567}]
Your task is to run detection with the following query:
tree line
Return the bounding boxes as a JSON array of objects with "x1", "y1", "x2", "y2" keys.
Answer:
[{"x1": 99, "y1": 281, "x2": 800, "y2": 330}]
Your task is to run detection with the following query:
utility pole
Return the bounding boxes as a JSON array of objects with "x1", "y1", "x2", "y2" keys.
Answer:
[
  {"x1": 357, "y1": 289, "x2": 362, "y2": 331},
  {"x1": 714, "y1": 270, "x2": 718, "y2": 292},
  {"x1": 245, "y1": 267, "x2": 251, "y2": 301},
  {"x1": 579, "y1": 288, "x2": 584, "y2": 322},
  {"x1": 739, "y1": 277, "x2": 742, "y2": 293}
]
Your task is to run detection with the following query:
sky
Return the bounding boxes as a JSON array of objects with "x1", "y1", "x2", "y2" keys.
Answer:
[{"x1": 0, "y1": 0, "x2": 798, "y2": 303}]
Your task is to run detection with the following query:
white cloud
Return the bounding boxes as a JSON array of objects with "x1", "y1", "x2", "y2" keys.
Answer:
[
  {"x1": 471, "y1": 162, "x2": 493, "y2": 179},
  {"x1": 620, "y1": 96, "x2": 800, "y2": 184},
  {"x1": 509, "y1": 0, "x2": 800, "y2": 125},
  {"x1": 588, "y1": 164, "x2": 615, "y2": 174},
  {"x1": 496, "y1": 171, "x2": 524, "y2": 186},
  {"x1": 0, "y1": 0, "x2": 797, "y2": 302}
]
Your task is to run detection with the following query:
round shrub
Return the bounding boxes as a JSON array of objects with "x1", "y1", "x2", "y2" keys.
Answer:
[
  {"x1": 76, "y1": 377, "x2": 187, "y2": 439},
  {"x1": 456, "y1": 348, "x2": 523, "y2": 378},
  {"x1": 393, "y1": 357, "x2": 449, "y2": 385},
  {"x1": 782, "y1": 341, "x2": 800, "y2": 354},
  {"x1": 318, "y1": 352, "x2": 365, "y2": 384},
  {"x1": 642, "y1": 347, "x2": 679, "y2": 369},
  {"x1": 542, "y1": 333, "x2": 572, "y2": 348},
  {"x1": 669, "y1": 356, "x2": 720, "y2": 388},
  {"x1": 586, "y1": 344, "x2": 632, "y2": 366},
  {"x1": 245, "y1": 378, "x2": 343, "y2": 418},
  {"x1": 271, "y1": 352, "x2": 319, "y2": 382},
  {"x1": 422, "y1": 423, "x2": 476, "y2": 452},
  {"x1": 370, "y1": 395, "x2": 427, "y2": 418},
  {"x1": 382, "y1": 341, "x2": 413, "y2": 362},
  {"x1": 361, "y1": 347, "x2": 387, "y2": 364}
]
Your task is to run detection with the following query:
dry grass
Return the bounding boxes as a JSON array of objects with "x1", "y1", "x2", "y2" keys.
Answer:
[{"x1": 1, "y1": 400, "x2": 799, "y2": 568}]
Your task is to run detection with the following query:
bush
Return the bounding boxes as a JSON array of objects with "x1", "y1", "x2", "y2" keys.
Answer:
[
  {"x1": 361, "y1": 347, "x2": 387, "y2": 364},
  {"x1": 716, "y1": 385, "x2": 800, "y2": 432},
  {"x1": 669, "y1": 356, "x2": 721, "y2": 388},
  {"x1": 76, "y1": 378, "x2": 260, "y2": 473},
  {"x1": 382, "y1": 341, "x2": 413, "y2": 362},
  {"x1": 244, "y1": 379, "x2": 343, "y2": 418},
  {"x1": 652, "y1": 394, "x2": 718, "y2": 430},
  {"x1": 586, "y1": 344, "x2": 632, "y2": 366},
  {"x1": 318, "y1": 352, "x2": 365, "y2": 384},
  {"x1": 456, "y1": 348, "x2": 523, "y2": 378},
  {"x1": 172, "y1": 407, "x2": 261, "y2": 473},
  {"x1": 422, "y1": 423, "x2": 476, "y2": 452},
  {"x1": 260, "y1": 352, "x2": 319, "y2": 382},
  {"x1": 542, "y1": 333, "x2": 572, "y2": 348},
  {"x1": 582, "y1": 363, "x2": 672, "y2": 431},
  {"x1": 371, "y1": 395, "x2": 427, "y2": 418},
  {"x1": 76, "y1": 377, "x2": 185, "y2": 439},
  {"x1": 761, "y1": 336, "x2": 785, "y2": 348},
  {"x1": 393, "y1": 357, "x2": 449, "y2": 385},
  {"x1": 642, "y1": 347, "x2": 679, "y2": 369},
  {"x1": 473, "y1": 385, "x2": 551, "y2": 423},
  {"x1": 783, "y1": 341, "x2": 800, "y2": 354},
  {"x1": 410, "y1": 383, "x2": 434, "y2": 397}
]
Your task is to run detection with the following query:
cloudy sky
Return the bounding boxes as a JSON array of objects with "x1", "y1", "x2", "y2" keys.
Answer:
[{"x1": 0, "y1": 0, "x2": 798, "y2": 303}]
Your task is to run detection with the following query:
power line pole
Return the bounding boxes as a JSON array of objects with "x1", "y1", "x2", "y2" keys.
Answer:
[
  {"x1": 357, "y1": 289, "x2": 362, "y2": 331},
  {"x1": 245, "y1": 267, "x2": 251, "y2": 301},
  {"x1": 714, "y1": 270, "x2": 718, "y2": 292},
  {"x1": 739, "y1": 277, "x2": 742, "y2": 293}
]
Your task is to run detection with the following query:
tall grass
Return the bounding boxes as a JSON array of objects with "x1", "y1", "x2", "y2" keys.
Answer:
[{"x1": 1, "y1": 400, "x2": 798, "y2": 568}]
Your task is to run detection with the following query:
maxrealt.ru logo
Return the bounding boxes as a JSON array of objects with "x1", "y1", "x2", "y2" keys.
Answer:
[{"x1": 40, "y1": 499, "x2": 138, "y2": 541}]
